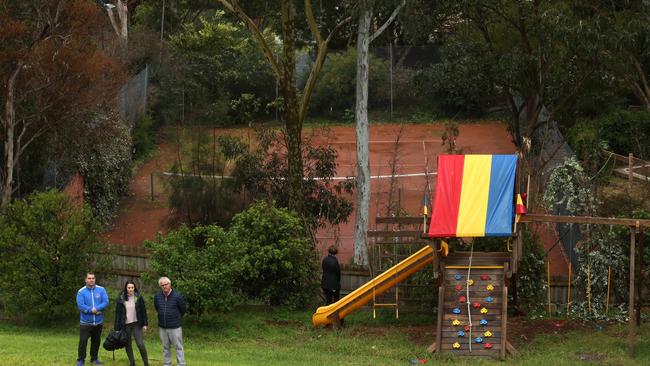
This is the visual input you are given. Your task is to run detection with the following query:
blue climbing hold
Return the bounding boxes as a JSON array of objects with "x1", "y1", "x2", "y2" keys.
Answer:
[
  {"x1": 452, "y1": 308, "x2": 461, "y2": 314},
  {"x1": 480, "y1": 319, "x2": 488, "y2": 326},
  {"x1": 485, "y1": 296, "x2": 494, "y2": 303},
  {"x1": 474, "y1": 337, "x2": 483, "y2": 343},
  {"x1": 457, "y1": 330, "x2": 465, "y2": 337},
  {"x1": 454, "y1": 274, "x2": 462, "y2": 280}
]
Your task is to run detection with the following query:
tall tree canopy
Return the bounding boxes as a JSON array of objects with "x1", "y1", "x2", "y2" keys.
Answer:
[{"x1": 1, "y1": 0, "x2": 126, "y2": 210}]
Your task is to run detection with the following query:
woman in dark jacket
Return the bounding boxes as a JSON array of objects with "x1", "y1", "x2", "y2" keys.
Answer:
[
  {"x1": 115, "y1": 281, "x2": 149, "y2": 366},
  {"x1": 321, "y1": 245, "x2": 341, "y2": 305}
]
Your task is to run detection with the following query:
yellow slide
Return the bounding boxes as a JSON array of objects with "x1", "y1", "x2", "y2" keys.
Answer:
[{"x1": 312, "y1": 245, "x2": 435, "y2": 327}]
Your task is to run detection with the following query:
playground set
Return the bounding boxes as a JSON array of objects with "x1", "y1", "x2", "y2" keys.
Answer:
[{"x1": 312, "y1": 154, "x2": 650, "y2": 359}]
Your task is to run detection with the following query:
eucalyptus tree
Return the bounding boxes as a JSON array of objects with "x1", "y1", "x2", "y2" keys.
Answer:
[
  {"x1": 0, "y1": 0, "x2": 125, "y2": 210},
  {"x1": 353, "y1": 0, "x2": 404, "y2": 266},
  {"x1": 214, "y1": 0, "x2": 352, "y2": 214}
]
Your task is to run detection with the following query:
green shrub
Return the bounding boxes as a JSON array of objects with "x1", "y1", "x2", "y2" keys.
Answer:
[
  {"x1": 229, "y1": 201, "x2": 319, "y2": 308},
  {"x1": 593, "y1": 110, "x2": 650, "y2": 160},
  {"x1": 0, "y1": 190, "x2": 106, "y2": 322},
  {"x1": 76, "y1": 108, "x2": 133, "y2": 223},
  {"x1": 144, "y1": 225, "x2": 245, "y2": 319},
  {"x1": 132, "y1": 115, "x2": 156, "y2": 160}
]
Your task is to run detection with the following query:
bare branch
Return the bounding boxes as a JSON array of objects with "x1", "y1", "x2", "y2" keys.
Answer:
[
  {"x1": 216, "y1": 0, "x2": 281, "y2": 78},
  {"x1": 304, "y1": 0, "x2": 323, "y2": 44},
  {"x1": 299, "y1": 16, "x2": 352, "y2": 121},
  {"x1": 370, "y1": 0, "x2": 405, "y2": 43}
]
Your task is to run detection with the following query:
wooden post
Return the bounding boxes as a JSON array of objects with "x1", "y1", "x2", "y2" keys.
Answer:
[
  {"x1": 628, "y1": 153, "x2": 633, "y2": 190},
  {"x1": 628, "y1": 227, "x2": 636, "y2": 358},
  {"x1": 150, "y1": 173, "x2": 154, "y2": 201},
  {"x1": 435, "y1": 285, "x2": 444, "y2": 353},
  {"x1": 637, "y1": 231, "x2": 643, "y2": 326},
  {"x1": 501, "y1": 284, "x2": 508, "y2": 360}
]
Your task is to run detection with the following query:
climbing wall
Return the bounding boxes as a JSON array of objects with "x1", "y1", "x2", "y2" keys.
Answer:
[{"x1": 435, "y1": 252, "x2": 510, "y2": 358}]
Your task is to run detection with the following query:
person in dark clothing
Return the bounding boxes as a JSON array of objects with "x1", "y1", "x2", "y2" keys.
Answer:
[
  {"x1": 154, "y1": 276, "x2": 187, "y2": 366},
  {"x1": 321, "y1": 245, "x2": 341, "y2": 305},
  {"x1": 115, "y1": 281, "x2": 149, "y2": 366}
]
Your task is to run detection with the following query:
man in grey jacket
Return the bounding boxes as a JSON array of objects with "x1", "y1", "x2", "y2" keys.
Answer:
[{"x1": 154, "y1": 276, "x2": 187, "y2": 366}]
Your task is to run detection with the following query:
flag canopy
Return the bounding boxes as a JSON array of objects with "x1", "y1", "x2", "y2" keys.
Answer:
[{"x1": 428, "y1": 154, "x2": 518, "y2": 237}]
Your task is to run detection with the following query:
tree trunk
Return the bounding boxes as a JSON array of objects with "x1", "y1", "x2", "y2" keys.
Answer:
[
  {"x1": 353, "y1": 0, "x2": 372, "y2": 266},
  {"x1": 2, "y1": 63, "x2": 22, "y2": 211},
  {"x1": 280, "y1": 0, "x2": 304, "y2": 214}
]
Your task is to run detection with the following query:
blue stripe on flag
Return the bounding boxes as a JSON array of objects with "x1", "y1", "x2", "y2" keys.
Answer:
[{"x1": 484, "y1": 155, "x2": 517, "y2": 236}]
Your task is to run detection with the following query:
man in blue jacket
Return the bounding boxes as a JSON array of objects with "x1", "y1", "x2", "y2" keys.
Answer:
[
  {"x1": 76, "y1": 272, "x2": 109, "y2": 366},
  {"x1": 154, "y1": 276, "x2": 187, "y2": 366}
]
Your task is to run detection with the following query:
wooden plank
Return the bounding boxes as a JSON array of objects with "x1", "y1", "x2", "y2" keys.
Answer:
[
  {"x1": 434, "y1": 286, "x2": 444, "y2": 353},
  {"x1": 368, "y1": 230, "x2": 423, "y2": 237},
  {"x1": 629, "y1": 229, "x2": 637, "y2": 358},
  {"x1": 506, "y1": 341, "x2": 518, "y2": 355},
  {"x1": 521, "y1": 214, "x2": 650, "y2": 227},
  {"x1": 501, "y1": 285, "x2": 508, "y2": 360},
  {"x1": 376, "y1": 217, "x2": 429, "y2": 225}
]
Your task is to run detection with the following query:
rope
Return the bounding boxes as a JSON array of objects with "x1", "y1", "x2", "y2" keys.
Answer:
[{"x1": 466, "y1": 241, "x2": 475, "y2": 353}]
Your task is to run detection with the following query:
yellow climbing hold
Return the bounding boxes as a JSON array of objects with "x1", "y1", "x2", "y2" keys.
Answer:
[
  {"x1": 452, "y1": 342, "x2": 461, "y2": 349},
  {"x1": 486, "y1": 284, "x2": 494, "y2": 291},
  {"x1": 452, "y1": 319, "x2": 461, "y2": 326},
  {"x1": 480, "y1": 307, "x2": 488, "y2": 314},
  {"x1": 467, "y1": 279, "x2": 474, "y2": 286},
  {"x1": 484, "y1": 330, "x2": 492, "y2": 337}
]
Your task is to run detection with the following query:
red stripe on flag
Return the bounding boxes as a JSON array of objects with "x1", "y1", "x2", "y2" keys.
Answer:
[{"x1": 429, "y1": 155, "x2": 465, "y2": 237}]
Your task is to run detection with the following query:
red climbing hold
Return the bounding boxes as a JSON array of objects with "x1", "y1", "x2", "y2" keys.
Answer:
[
  {"x1": 480, "y1": 274, "x2": 490, "y2": 281},
  {"x1": 455, "y1": 285, "x2": 463, "y2": 292},
  {"x1": 459, "y1": 296, "x2": 467, "y2": 304},
  {"x1": 484, "y1": 343, "x2": 493, "y2": 349},
  {"x1": 464, "y1": 325, "x2": 471, "y2": 332},
  {"x1": 473, "y1": 302, "x2": 481, "y2": 309}
]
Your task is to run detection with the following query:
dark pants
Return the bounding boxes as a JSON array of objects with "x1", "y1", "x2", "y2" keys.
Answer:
[
  {"x1": 323, "y1": 288, "x2": 340, "y2": 305},
  {"x1": 78, "y1": 323, "x2": 103, "y2": 361},
  {"x1": 125, "y1": 322, "x2": 149, "y2": 366}
]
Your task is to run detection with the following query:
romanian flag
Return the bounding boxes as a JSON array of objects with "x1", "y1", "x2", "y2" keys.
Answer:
[
  {"x1": 428, "y1": 154, "x2": 518, "y2": 237},
  {"x1": 515, "y1": 193, "x2": 526, "y2": 223}
]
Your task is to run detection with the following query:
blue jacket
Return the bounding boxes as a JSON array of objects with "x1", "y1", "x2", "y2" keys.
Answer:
[
  {"x1": 77, "y1": 285, "x2": 109, "y2": 325},
  {"x1": 154, "y1": 290, "x2": 187, "y2": 329}
]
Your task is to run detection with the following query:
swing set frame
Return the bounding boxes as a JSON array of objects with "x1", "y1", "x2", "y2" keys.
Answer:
[{"x1": 520, "y1": 213, "x2": 649, "y2": 358}]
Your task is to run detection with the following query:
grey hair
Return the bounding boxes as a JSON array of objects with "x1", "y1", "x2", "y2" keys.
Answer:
[{"x1": 158, "y1": 276, "x2": 171, "y2": 286}]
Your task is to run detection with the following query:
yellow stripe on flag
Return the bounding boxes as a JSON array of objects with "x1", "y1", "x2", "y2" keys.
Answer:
[{"x1": 456, "y1": 155, "x2": 492, "y2": 236}]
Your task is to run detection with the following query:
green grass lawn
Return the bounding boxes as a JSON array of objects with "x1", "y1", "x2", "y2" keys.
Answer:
[{"x1": 1, "y1": 306, "x2": 649, "y2": 365}]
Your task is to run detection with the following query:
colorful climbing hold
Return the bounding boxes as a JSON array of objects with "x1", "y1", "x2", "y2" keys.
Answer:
[
  {"x1": 486, "y1": 284, "x2": 494, "y2": 291},
  {"x1": 452, "y1": 319, "x2": 461, "y2": 326},
  {"x1": 474, "y1": 337, "x2": 483, "y2": 343},
  {"x1": 452, "y1": 308, "x2": 461, "y2": 314},
  {"x1": 479, "y1": 319, "x2": 488, "y2": 326},
  {"x1": 485, "y1": 296, "x2": 494, "y2": 303},
  {"x1": 480, "y1": 274, "x2": 490, "y2": 281},
  {"x1": 458, "y1": 296, "x2": 467, "y2": 304},
  {"x1": 464, "y1": 325, "x2": 471, "y2": 332},
  {"x1": 454, "y1": 274, "x2": 462, "y2": 280},
  {"x1": 452, "y1": 342, "x2": 461, "y2": 349},
  {"x1": 480, "y1": 307, "x2": 488, "y2": 314},
  {"x1": 454, "y1": 284, "x2": 463, "y2": 292},
  {"x1": 484, "y1": 343, "x2": 493, "y2": 349},
  {"x1": 472, "y1": 302, "x2": 481, "y2": 309},
  {"x1": 484, "y1": 330, "x2": 492, "y2": 337},
  {"x1": 467, "y1": 279, "x2": 474, "y2": 286},
  {"x1": 457, "y1": 330, "x2": 465, "y2": 337}
]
